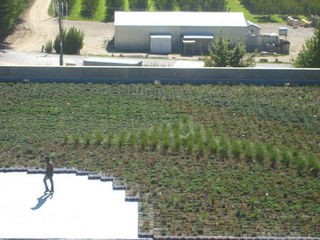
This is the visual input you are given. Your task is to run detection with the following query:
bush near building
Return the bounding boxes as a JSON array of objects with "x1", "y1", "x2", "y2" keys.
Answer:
[
  {"x1": 205, "y1": 37, "x2": 255, "y2": 67},
  {"x1": 53, "y1": 26, "x2": 84, "y2": 54},
  {"x1": 294, "y1": 23, "x2": 320, "y2": 68}
]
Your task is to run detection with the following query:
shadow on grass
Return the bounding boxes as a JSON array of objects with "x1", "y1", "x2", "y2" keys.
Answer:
[{"x1": 255, "y1": 15, "x2": 278, "y2": 23}]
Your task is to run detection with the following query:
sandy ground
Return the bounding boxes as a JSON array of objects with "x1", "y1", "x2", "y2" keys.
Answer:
[
  {"x1": 4, "y1": 0, "x2": 113, "y2": 55},
  {"x1": 0, "y1": 172, "x2": 138, "y2": 239}
]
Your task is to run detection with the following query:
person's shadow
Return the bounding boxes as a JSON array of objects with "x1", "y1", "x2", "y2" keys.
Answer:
[{"x1": 31, "y1": 192, "x2": 53, "y2": 210}]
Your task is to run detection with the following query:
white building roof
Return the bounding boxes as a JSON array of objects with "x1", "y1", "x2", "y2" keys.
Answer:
[{"x1": 115, "y1": 11, "x2": 248, "y2": 27}]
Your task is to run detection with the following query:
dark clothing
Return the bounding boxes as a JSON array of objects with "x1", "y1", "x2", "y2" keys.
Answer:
[
  {"x1": 46, "y1": 162, "x2": 54, "y2": 178},
  {"x1": 43, "y1": 175, "x2": 54, "y2": 192},
  {"x1": 44, "y1": 160, "x2": 54, "y2": 192}
]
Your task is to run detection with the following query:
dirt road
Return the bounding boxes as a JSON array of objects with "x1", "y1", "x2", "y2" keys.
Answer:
[
  {"x1": 5, "y1": 0, "x2": 58, "y2": 52},
  {"x1": 5, "y1": 0, "x2": 114, "y2": 54}
]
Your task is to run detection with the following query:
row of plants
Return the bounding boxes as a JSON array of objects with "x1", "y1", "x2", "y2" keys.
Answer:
[
  {"x1": 105, "y1": 0, "x2": 228, "y2": 20},
  {"x1": 64, "y1": 120, "x2": 320, "y2": 177},
  {"x1": 240, "y1": 0, "x2": 320, "y2": 16}
]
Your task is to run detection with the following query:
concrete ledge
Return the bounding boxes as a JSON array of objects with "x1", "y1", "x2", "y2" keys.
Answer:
[{"x1": 0, "y1": 66, "x2": 319, "y2": 85}]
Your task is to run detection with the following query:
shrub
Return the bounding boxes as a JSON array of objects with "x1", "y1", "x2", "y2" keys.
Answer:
[
  {"x1": 231, "y1": 139, "x2": 242, "y2": 161},
  {"x1": 44, "y1": 40, "x2": 53, "y2": 53},
  {"x1": 269, "y1": 148, "x2": 279, "y2": 168},
  {"x1": 243, "y1": 141, "x2": 255, "y2": 163},
  {"x1": 306, "y1": 154, "x2": 320, "y2": 177},
  {"x1": 128, "y1": 131, "x2": 137, "y2": 148},
  {"x1": 54, "y1": 26, "x2": 84, "y2": 54},
  {"x1": 140, "y1": 129, "x2": 148, "y2": 150},
  {"x1": 294, "y1": 23, "x2": 320, "y2": 68},
  {"x1": 84, "y1": 134, "x2": 92, "y2": 146},
  {"x1": 118, "y1": 131, "x2": 126, "y2": 149},
  {"x1": 255, "y1": 143, "x2": 266, "y2": 164},
  {"x1": 95, "y1": 132, "x2": 104, "y2": 145},
  {"x1": 281, "y1": 150, "x2": 292, "y2": 168},
  {"x1": 105, "y1": 133, "x2": 114, "y2": 148},
  {"x1": 205, "y1": 36, "x2": 255, "y2": 67}
]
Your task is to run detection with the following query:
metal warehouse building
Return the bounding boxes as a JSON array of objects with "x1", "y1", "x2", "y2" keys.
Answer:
[{"x1": 114, "y1": 11, "x2": 249, "y2": 54}]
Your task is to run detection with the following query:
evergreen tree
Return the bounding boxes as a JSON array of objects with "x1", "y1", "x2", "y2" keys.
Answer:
[
  {"x1": 205, "y1": 36, "x2": 254, "y2": 67},
  {"x1": 294, "y1": 23, "x2": 320, "y2": 68}
]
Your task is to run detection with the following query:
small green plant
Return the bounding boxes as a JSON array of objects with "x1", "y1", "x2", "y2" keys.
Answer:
[
  {"x1": 150, "y1": 127, "x2": 159, "y2": 151},
  {"x1": 269, "y1": 148, "x2": 279, "y2": 168},
  {"x1": 44, "y1": 40, "x2": 53, "y2": 53},
  {"x1": 255, "y1": 144, "x2": 266, "y2": 164},
  {"x1": 72, "y1": 134, "x2": 80, "y2": 146},
  {"x1": 231, "y1": 139, "x2": 242, "y2": 161},
  {"x1": 63, "y1": 133, "x2": 69, "y2": 145},
  {"x1": 95, "y1": 132, "x2": 104, "y2": 145},
  {"x1": 105, "y1": 133, "x2": 114, "y2": 148},
  {"x1": 295, "y1": 153, "x2": 307, "y2": 175},
  {"x1": 281, "y1": 149, "x2": 292, "y2": 168},
  {"x1": 128, "y1": 130, "x2": 137, "y2": 148},
  {"x1": 84, "y1": 134, "x2": 92, "y2": 147},
  {"x1": 140, "y1": 129, "x2": 148, "y2": 150},
  {"x1": 306, "y1": 154, "x2": 320, "y2": 177},
  {"x1": 243, "y1": 141, "x2": 255, "y2": 163},
  {"x1": 118, "y1": 131, "x2": 126, "y2": 149}
]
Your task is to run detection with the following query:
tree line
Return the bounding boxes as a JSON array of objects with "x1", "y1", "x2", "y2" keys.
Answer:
[
  {"x1": 0, "y1": 0, "x2": 31, "y2": 39},
  {"x1": 105, "y1": 0, "x2": 228, "y2": 20},
  {"x1": 240, "y1": 0, "x2": 320, "y2": 16}
]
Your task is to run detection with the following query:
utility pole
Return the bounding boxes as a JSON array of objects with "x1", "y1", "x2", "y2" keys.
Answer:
[{"x1": 58, "y1": 0, "x2": 63, "y2": 66}]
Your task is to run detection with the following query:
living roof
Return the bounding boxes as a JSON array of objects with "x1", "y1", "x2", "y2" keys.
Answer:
[{"x1": 115, "y1": 11, "x2": 248, "y2": 27}]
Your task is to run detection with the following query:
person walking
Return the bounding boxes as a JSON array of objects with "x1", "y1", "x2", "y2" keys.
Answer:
[{"x1": 43, "y1": 156, "x2": 54, "y2": 194}]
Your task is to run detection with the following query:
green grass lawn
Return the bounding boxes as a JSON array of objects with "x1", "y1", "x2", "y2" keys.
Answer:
[
  {"x1": 0, "y1": 83, "x2": 319, "y2": 237},
  {"x1": 65, "y1": 0, "x2": 106, "y2": 21},
  {"x1": 226, "y1": 0, "x2": 286, "y2": 23}
]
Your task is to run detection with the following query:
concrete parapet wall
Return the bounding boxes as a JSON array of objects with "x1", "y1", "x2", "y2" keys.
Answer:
[{"x1": 0, "y1": 66, "x2": 319, "y2": 85}]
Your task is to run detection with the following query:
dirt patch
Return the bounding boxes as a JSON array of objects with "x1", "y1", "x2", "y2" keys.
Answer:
[{"x1": 258, "y1": 23, "x2": 315, "y2": 62}]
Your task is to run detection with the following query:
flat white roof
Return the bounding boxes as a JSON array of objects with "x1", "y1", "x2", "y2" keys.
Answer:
[
  {"x1": 0, "y1": 173, "x2": 138, "y2": 238},
  {"x1": 115, "y1": 11, "x2": 248, "y2": 27},
  {"x1": 150, "y1": 35, "x2": 172, "y2": 39}
]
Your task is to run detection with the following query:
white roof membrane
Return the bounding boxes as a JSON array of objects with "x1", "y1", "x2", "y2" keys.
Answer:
[
  {"x1": 115, "y1": 11, "x2": 248, "y2": 27},
  {"x1": 0, "y1": 172, "x2": 139, "y2": 239}
]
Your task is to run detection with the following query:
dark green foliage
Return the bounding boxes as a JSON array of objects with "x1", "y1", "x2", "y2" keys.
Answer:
[
  {"x1": 130, "y1": 0, "x2": 148, "y2": 10},
  {"x1": 0, "y1": 0, "x2": 30, "y2": 39},
  {"x1": 105, "y1": 0, "x2": 124, "y2": 21},
  {"x1": 155, "y1": 0, "x2": 227, "y2": 11},
  {"x1": 81, "y1": 0, "x2": 99, "y2": 17},
  {"x1": 44, "y1": 40, "x2": 53, "y2": 54},
  {"x1": 240, "y1": 0, "x2": 320, "y2": 15},
  {"x1": 54, "y1": 26, "x2": 84, "y2": 54},
  {"x1": 294, "y1": 23, "x2": 320, "y2": 68},
  {"x1": 205, "y1": 36, "x2": 255, "y2": 67},
  {"x1": 180, "y1": 0, "x2": 227, "y2": 11}
]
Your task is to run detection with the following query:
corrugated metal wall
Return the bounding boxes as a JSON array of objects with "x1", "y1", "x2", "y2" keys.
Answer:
[{"x1": 115, "y1": 26, "x2": 247, "y2": 53}]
